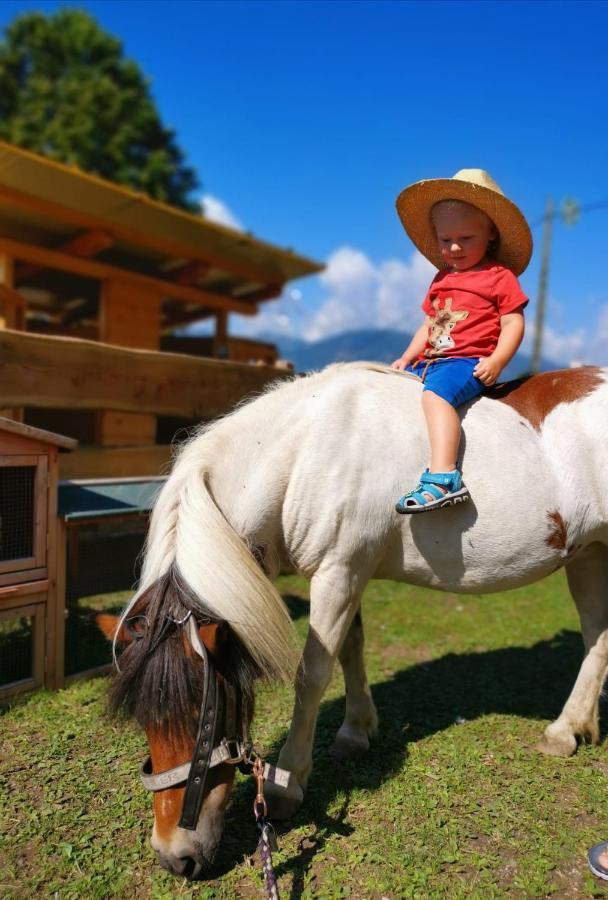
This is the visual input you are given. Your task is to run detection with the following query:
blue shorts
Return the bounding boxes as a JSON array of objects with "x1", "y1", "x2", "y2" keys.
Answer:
[{"x1": 406, "y1": 357, "x2": 485, "y2": 408}]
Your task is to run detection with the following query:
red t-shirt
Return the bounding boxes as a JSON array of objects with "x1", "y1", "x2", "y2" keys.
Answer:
[{"x1": 420, "y1": 264, "x2": 527, "y2": 359}]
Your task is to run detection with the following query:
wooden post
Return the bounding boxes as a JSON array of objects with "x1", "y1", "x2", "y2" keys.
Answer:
[
  {"x1": 0, "y1": 254, "x2": 24, "y2": 421},
  {"x1": 213, "y1": 311, "x2": 229, "y2": 359},
  {"x1": 96, "y1": 279, "x2": 162, "y2": 446},
  {"x1": 46, "y1": 448, "x2": 66, "y2": 690},
  {"x1": 531, "y1": 198, "x2": 554, "y2": 374}
]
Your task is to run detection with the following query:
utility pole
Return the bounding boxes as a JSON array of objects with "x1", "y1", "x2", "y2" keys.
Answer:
[
  {"x1": 531, "y1": 197, "x2": 554, "y2": 374},
  {"x1": 530, "y1": 196, "x2": 580, "y2": 374}
]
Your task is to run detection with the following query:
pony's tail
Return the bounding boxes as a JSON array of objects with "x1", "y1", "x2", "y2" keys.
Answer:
[{"x1": 128, "y1": 444, "x2": 297, "y2": 683}]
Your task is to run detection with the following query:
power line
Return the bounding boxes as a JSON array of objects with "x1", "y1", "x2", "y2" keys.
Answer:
[{"x1": 529, "y1": 198, "x2": 608, "y2": 230}]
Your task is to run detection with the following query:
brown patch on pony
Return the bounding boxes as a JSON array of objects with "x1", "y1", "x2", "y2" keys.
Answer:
[
  {"x1": 488, "y1": 367, "x2": 604, "y2": 431},
  {"x1": 545, "y1": 510, "x2": 581, "y2": 562},
  {"x1": 148, "y1": 726, "x2": 192, "y2": 840},
  {"x1": 546, "y1": 511, "x2": 568, "y2": 552},
  {"x1": 148, "y1": 726, "x2": 236, "y2": 841}
]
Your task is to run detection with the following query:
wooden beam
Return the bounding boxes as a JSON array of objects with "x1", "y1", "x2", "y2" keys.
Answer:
[
  {"x1": 0, "y1": 329, "x2": 291, "y2": 420},
  {"x1": 16, "y1": 228, "x2": 115, "y2": 284},
  {"x1": 0, "y1": 235, "x2": 258, "y2": 317},
  {"x1": 161, "y1": 305, "x2": 216, "y2": 330},
  {"x1": 0, "y1": 183, "x2": 286, "y2": 286},
  {"x1": 169, "y1": 261, "x2": 211, "y2": 284},
  {"x1": 61, "y1": 228, "x2": 115, "y2": 257},
  {"x1": 59, "y1": 444, "x2": 172, "y2": 480},
  {"x1": 236, "y1": 283, "x2": 283, "y2": 303}
]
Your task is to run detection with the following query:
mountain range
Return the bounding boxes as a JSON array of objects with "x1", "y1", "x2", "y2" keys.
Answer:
[{"x1": 265, "y1": 328, "x2": 563, "y2": 380}]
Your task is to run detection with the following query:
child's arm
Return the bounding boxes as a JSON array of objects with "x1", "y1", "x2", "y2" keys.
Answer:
[
  {"x1": 474, "y1": 311, "x2": 525, "y2": 386},
  {"x1": 391, "y1": 318, "x2": 430, "y2": 370}
]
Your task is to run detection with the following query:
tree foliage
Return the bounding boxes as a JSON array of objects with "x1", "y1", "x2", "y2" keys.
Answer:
[{"x1": 0, "y1": 9, "x2": 200, "y2": 212}]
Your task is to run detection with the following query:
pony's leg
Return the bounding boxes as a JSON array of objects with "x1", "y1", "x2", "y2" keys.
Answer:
[
  {"x1": 539, "y1": 543, "x2": 608, "y2": 757},
  {"x1": 330, "y1": 606, "x2": 378, "y2": 759},
  {"x1": 266, "y1": 564, "x2": 367, "y2": 818}
]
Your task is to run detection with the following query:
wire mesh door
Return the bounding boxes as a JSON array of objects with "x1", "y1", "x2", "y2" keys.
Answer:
[{"x1": 63, "y1": 515, "x2": 148, "y2": 678}]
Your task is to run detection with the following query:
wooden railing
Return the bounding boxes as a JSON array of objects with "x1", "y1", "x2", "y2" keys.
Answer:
[
  {"x1": 0, "y1": 329, "x2": 293, "y2": 478},
  {"x1": 0, "y1": 329, "x2": 290, "y2": 418}
]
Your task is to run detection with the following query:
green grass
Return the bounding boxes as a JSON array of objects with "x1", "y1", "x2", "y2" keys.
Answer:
[{"x1": 2, "y1": 572, "x2": 608, "y2": 897}]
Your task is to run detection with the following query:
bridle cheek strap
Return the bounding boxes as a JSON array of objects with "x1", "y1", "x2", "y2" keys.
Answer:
[
  {"x1": 139, "y1": 615, "x2": 291, "y2": 830},
  {"x1": 178, "y1": 620, "x2": 219, "y2": 830}
]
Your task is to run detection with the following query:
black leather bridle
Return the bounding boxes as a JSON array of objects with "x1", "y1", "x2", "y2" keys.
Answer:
[{"x1": 136, "y1": 613, "x2": 289, "y2": 831}]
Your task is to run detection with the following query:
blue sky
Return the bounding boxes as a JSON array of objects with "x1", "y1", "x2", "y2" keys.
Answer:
[{"x1": 1, "y1": 0, "x2": 608, "y2": 364}]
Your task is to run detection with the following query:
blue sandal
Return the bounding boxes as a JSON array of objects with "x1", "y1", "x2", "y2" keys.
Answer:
[{"x1": 395, "y1": 469, "x2": 470, "y2": 515}]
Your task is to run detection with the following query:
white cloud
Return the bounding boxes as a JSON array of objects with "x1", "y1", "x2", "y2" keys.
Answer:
[
  {"x1": 523, "y1": 301, "x2": 608, "y2": 367},
  {"x1": 572, "y1": 304, "x2": 608, "y2": 365},
  {"x1": 304, "y1": 246, "x2": 434, "y2": 341},
  {"x1": 534, "y1": 325, "x2": 586, "y2": 363},
  {"x1": 225, "y1": 236, "x2": 608, "y2": 369},
  {"x1": 201, "y1": 194, "x2": 244, "y2": 231},
  {"x1": 215, "y1": 287, "x2": 307, "y2": 341},
  {"x1": 227, "y1": 245, "x2": 435, "y2": 343}
]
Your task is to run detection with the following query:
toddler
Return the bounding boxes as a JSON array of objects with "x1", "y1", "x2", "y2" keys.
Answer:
[{"x1": 391, "y1": 169, "x2": 532, "y2": 513}]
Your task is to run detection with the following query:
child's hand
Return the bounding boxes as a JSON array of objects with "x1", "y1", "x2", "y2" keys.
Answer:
[
  {"x1": 474, "y1": 356, "x2": 502, "y2": 386},
  {"x1": 391, "y1": 356, "x2": 411, "y2": 371}
]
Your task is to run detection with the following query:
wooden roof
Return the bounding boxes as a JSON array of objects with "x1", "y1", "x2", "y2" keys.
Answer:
[
  {"x1": 0, "y1": 141, "x2": 323, "y2": 329},
  {"x1": 0, "y1": 414, "x2": 77, "y2": 450}
]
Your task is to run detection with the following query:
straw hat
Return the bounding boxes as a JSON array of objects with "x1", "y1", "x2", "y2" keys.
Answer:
[{"x1": 395, "y1": 168, "x2": 532, "y2": 275}]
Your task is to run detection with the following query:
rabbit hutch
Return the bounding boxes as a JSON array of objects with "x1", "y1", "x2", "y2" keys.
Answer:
[{"x1": 0, "y1": 417, "x2": 76, "y2": 698}]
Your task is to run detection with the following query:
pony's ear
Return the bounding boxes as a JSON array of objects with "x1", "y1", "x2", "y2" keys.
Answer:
[
  {"x1": 96, "y1": 613, "x2": 132, "y2": 644},
  {"x1": 198, "y1": 620, "x2": 229, "y2": 657}
]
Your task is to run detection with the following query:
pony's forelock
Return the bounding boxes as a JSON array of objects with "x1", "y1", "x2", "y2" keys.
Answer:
[{"x1": 109, "y1": 568, "x2": 259, "y2": 740}]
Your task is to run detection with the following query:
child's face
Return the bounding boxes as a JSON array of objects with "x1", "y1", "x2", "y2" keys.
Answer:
[{"x1": 432, "y1": 204, "x2": 497, "y2": 271}]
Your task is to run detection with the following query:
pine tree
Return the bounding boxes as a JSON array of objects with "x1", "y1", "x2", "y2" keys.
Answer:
[{"x1": 0, "y1": 9, "x2": 200, "y2": 212}]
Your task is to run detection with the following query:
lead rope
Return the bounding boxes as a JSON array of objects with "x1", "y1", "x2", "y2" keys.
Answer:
[{"x1": 252, "y1": 757, "x2": 280, "y2": 900}]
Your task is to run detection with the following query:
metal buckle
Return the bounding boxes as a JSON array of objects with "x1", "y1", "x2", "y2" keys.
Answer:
[{"x1": 222, "y1": 738, "x2": 245, "y2": 764}]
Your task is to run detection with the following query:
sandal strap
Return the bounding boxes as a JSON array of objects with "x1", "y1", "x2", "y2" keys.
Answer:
[
  {"x1": 400, "y1": 482, "x2": 446, "y2": 507},
  {"x1": 419, "y1": 469, "x2": 462, "y2": 490}
]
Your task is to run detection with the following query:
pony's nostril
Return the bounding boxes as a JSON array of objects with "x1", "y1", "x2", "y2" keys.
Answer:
[
  {"x1": 157, "y1": 852, "x2": 173, "y2": 873},
  {"x1": 179, "y1": 856, "x2": 197, "y2": 879},
  {"x1": 156, "y1": 852, "x2": 196, "y2": 878}
]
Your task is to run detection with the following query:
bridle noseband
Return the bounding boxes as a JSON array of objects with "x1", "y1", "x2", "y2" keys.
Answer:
[{"x1": 132, "y1": 611, "x2": 289, "y2": 831}]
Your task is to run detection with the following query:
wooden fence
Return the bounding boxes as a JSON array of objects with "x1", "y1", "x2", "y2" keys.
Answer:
[{"x1": 0, "y1": 329, "x2": 292, "y2": 478}]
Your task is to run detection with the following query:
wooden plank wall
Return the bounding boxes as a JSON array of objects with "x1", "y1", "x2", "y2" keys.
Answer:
[{"x1": 0, "y1": 328, "x2": 291, "y2": 419}]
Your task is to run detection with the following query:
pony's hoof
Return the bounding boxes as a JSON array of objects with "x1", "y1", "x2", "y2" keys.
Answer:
[
  {"x1": 329, "y1": 734, "x2": 369, "y2": 760},
  {"x1": 536, "y1": 727, "x2": 578, "y2": 757},
  {"x1": 265, "y1": 779, "x2": 304, "y2": 820}
]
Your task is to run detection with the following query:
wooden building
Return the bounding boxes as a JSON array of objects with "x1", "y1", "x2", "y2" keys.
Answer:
[{"x1": 0, "y1": 141, "x2": 322, "y2": 477}]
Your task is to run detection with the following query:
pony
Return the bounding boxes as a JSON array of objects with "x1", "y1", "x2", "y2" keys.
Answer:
[{"x1": 106, "y1": 362, "x2": 608, "y2": 879}]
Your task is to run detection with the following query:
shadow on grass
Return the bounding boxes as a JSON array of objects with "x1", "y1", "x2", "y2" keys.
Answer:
[
  {"x1": 217, "y1": 628, "x2": 589, "y2": 895},
  {"x1": 282, "y1": 594, "x2": 310, "y2": 622}
]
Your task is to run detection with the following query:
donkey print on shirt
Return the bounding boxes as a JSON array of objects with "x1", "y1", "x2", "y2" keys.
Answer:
[{"x1": 425, "y1": 297, "x2": 469, "y2": 357}]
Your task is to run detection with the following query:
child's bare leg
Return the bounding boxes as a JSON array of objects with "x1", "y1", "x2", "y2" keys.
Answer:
[
  {"x1": 395, "y1": 389, "x2": 468, "y2": 513},
  {"x1": 421, "y1": 390, "x2": 461, "y2": 472}
]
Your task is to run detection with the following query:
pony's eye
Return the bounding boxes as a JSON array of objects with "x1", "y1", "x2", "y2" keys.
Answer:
[{"x1": 125, "y1": 615, "x2": 148, "y2": 638}]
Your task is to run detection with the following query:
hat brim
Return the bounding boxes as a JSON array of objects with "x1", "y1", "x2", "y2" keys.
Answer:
[{"x1": 396, "y1": 178, "x2": 532, "y2": 276}]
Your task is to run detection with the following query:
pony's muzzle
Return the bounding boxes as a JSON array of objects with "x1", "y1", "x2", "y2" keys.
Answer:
[{"x1": 156, "y1": 848, "x2": 216, "y2": 880}]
